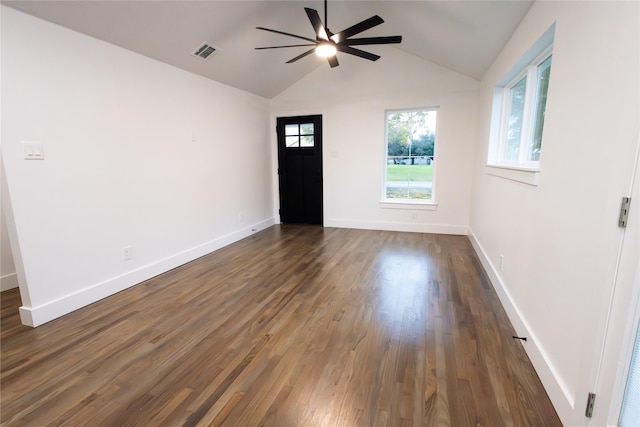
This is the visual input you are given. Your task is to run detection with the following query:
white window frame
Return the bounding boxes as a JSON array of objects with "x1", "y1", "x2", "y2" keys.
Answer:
[
  {"x1": 497, "y1": 47, "x2": 552, "y2": 168},
  {"x1": 380, "y1": 107, "x2": 439, "y2": 208},
  {"x1": 486, "y1": 23, "x2": 555, "y2": 186}
]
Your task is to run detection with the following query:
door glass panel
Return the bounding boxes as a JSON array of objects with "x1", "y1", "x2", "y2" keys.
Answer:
[
  {"x1": 620, "y1": 320, "x2": 640, "y2": 427},
  {"x1": 286, "y1": 136, "x2": 299, "y2": 148},
  {"x1": 300, "y1": 135, "x2": 314, "y2": 147},
  {"x1": 300, "y1": 123, "x2": 314, "y2": 135},
  {"x1": 285, "y1": 124, "x2": 299, "y2": 136}
]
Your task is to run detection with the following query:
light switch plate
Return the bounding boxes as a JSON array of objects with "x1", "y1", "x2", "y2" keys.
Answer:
[{"x1": 22, "y1": 142, "x2": 45, "y2": 160}]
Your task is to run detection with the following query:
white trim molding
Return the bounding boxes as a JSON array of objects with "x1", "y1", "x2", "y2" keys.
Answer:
[
  {"x1": 379, "y1": 201, "x2": 438, "y2": 211},
  {"x1": 1, "y1": 273, "x2": 19, "y2": 291},
  {"x1": 468, "y1": 228, "x2": 575, "y2": 422},
  {"x1": 18, "y1": 217, "x2": 276, "y2": 327},
  {"x1": 485, "y1": 165, "x2": 540, "y2": 186},
  {"x1": 325, "y1": 218, "x2": 468, "y2": 235}
]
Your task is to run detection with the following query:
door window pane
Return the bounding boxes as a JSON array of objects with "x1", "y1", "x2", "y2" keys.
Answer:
[
  {"x1": 285, "y1": 123, "x2": 315, "y2": 148},
  {"x1": 285, "y1": 124, "x2": 298, "y2": 136},
  {"x1": 300, "y1": 123, "x2": 314, "y2": 135},
  {"x1": 300, "y1": 135, "x2": 314, "y2": 147},
  {"x1": 505, "y1": 76, "x2": 527, "y2": 161}
]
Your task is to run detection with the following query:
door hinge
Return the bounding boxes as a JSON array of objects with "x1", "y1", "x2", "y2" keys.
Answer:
[
  {"x1": 585, "y1": 392, "x2": 596, "y2": 418},
  {"x1": 618, "y1": 197, "x2": 631, "y2": 227}
]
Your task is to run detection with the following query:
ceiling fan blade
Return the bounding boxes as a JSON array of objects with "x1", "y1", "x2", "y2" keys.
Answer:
[
  {"x1": 255, "y1": 44, "x2": 317, "y2": 50},
  {"x1": 337, "y1": 45, "x2": 380, "y2": 62},
  {"x1": 286, "y1": 48, "x2": 316, "y2": 64},
  {"x1": 327, "y1": 55, "x2": 339, "y2": 68},
  {"x1": 330, "y1": 15, "x2": 384, "y2": 43},
  {"x1": 256, "y1": 27, "x2": 316, "y2": 43},
  {"x1": 304, "y1": 8, "x2": 329, "y2": 40},
  {"x1": 342, "y1": 36, "x2": 402, "y2": 46}
]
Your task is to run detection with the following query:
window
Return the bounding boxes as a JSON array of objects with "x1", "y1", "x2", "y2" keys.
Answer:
[
  {"x1": 285, "y1": 123, "x2": 314, "y2": 148},
  {"x1": 530, "y1": 55, "x2": 552, "y2": 161},
  {"x1": 487, "y1": 23, "x2": 555, "y2": 185},
  {"x1": 384, "y1": 108, "x2": 437, "y2": 201},
  {"x1": 498, "y1": 51, "x2": 552, "y2": 166}
]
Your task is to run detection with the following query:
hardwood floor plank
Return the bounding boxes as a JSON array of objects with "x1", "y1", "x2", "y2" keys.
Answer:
[
  {"x1": 0, "y1": 225, "x2": 561, "y2": 426},
  {"x1": 0, "y1": 289, "x2": 28, "y2": 342}
]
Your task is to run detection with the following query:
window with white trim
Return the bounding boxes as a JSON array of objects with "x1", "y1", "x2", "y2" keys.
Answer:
[
  {"x1": 487, "y1": 24, "x2": 555, "y2": 178},
  {"x1": 500, "y1": 50, "x2": 552, "y2": 166},
  {"x1": 383, "y1": 108, "x2": 437, "y2": 202}
]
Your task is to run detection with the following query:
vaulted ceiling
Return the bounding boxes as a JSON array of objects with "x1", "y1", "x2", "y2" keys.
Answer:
[{"x1": 3, "y1": 0, "x2": 533, "y2": 98}]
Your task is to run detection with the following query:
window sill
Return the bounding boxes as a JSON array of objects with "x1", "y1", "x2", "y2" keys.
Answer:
[
  {"x1": 380, "y1": 201, "x2": 438, "y2": 210},
  {"x1": 485, "y1": 164, "x2": 540, "y2": 186}
]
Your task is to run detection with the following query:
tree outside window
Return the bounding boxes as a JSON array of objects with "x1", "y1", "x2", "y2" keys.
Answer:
[{"x1": 385, "y1": 109, "x2": 437, "y2": 201}]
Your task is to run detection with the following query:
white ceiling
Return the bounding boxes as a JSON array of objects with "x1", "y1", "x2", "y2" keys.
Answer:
[{"x1": 3, "y1": 0, "x2": 533, "y2": 99}]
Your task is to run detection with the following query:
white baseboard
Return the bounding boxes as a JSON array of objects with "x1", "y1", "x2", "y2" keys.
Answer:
[
  {"x1": 19, "y1": 217, "x2": 276, "y2": 328},
  {"x1": 325, "y1": 218, "x2": 468, "y2": 235},
  {"x1": 1, "y1": 273, "x2": 19, "y2": 291},
  {"x1": 467, "y1": 229, "x2": 576, "y2": 423}
]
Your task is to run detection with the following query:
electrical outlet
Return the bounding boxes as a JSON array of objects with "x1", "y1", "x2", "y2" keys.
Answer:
[
  {"x1": 123, "y1": 246, "x2": 132, "y2": 261},
  {"x1": 238, "y1": 212, "x2": 244, "y2": 223},
  {"x1": 499, "y1": 254, "x2": 504, "y2": 270},
  {"x1": 410, "y1": 211, "x2": 417, "y2": 220}
]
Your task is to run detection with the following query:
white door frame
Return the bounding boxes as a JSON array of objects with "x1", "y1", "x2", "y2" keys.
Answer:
[
  {"x1": 589, "y1": 140, "x2": 640, "y2": 427},
  {"x1": 609, "y1": 274, "x2": 640, "y2": 426}
]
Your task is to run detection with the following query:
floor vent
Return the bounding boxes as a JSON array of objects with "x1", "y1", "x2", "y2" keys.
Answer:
[{"x1": 192, "y1": 42, "x2": 218, "y2": 60}]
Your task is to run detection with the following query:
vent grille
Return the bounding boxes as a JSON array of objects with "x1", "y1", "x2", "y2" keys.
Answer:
[{"x1": 192, "y1": 42, "x2": 218, "y2": 60}]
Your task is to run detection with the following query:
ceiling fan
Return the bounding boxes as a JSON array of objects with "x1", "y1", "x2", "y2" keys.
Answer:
[{"x1": 255, "y1": 0, "x2": 402, "y2": 68}]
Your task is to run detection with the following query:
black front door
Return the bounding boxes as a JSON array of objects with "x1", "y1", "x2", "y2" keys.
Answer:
[{"x1": 277, "y1": 115, "x2": 323, "y2": 225}]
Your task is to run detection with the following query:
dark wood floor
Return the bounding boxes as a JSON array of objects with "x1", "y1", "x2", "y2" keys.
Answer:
[{"x1": 1, "y1": 225, "x2": 561, "y2": 426}]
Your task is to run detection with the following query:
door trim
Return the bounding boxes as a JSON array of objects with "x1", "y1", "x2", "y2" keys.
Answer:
[
  {"x1": 276, "y1": 115, "x2": 323, "y2": 225},
  {"x1": 589, "y1": 135, "x2": 640, "y2": 426}
]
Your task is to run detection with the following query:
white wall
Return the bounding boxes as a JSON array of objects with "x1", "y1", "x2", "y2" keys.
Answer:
[
  {"x1": 271, "y1": 47, "x2": 479, "y2": 234},
  {"x1": 1, "y1": 166, "x2": 18, "y2": 291},
  {"x1": 468, "y1": 1, "x2": 639, "y2": 425},
  {"x1": 1, "y1": 6, "x2": 274, "y2": 326}
]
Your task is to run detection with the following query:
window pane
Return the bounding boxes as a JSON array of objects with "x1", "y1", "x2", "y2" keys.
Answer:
[
  {"x1": 285, "y1": 124, "x2": 298, "y2": 136},
  {"x1": 300, "y1": 135, "x2": 314, "y2": 147},
  {"x1": 300, "y1": 123, "x2": 314, "y2": 135},
  {"x1": 505, "y1": 77, "x2": 527, "y2": 161},
  {"x1": 385, "y1": 110, "x2": 436, "y2": 200},
  {"x1": 385, "y1": 163, "x2": 433, "y2": 199},
  {"x1": 528, "y1": 55, "x2": 552, "y2": 161},
  {"x1": 286, "y1": 136, "x2": 299, "y2": 148}
]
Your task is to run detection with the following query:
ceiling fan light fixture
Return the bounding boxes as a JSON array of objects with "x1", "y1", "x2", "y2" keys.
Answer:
[
  {"x1": 315, "y1": 43, "x2": 337, "y2": 58},
  {"x1": 255, "y1": 0, "x2": 401, "y2": 67}
]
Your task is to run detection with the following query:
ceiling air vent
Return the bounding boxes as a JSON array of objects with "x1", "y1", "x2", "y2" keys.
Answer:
[{"x1": 192, "y1": 42, "x2": 218, "y2": 60}]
